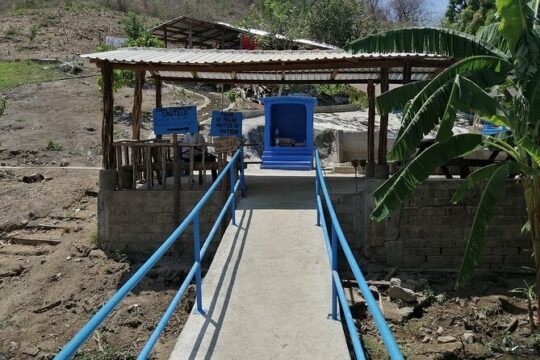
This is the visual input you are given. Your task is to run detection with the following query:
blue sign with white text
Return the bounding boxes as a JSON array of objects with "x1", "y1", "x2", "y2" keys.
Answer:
[
  {"x1": 153, "y1": 106, "x2": 197, "y2": 135},
  {"x1": 210, "y1": 111, "x2": 243, "y2": 137}
]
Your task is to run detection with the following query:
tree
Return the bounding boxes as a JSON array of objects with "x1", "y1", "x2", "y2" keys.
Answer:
[
  {"x1": 348, "y1": 0, "x2": 540, "y2": 326},
  {"x1": 388, "y1": 0, "x2": 429, "y2": 25},
  {"x1": 443, "y1": 0, "x2": 497, "y2": 34},
  {"x1": 307, "y1": 0, "x2": 374, "y2": 48}
]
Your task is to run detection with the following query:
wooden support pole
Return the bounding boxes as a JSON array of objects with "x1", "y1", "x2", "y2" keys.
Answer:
[
  {"x1": 378, "y1": 68, "x2": 390, "y2": 165},
  {"x1": 367, "y1": 80, "x2": 376, "y2": 165},
  {"x1": 132, "y1": 71, "x2": 145, "y2": 140},
  {"x1": 155, "y1": 78, "x2": 163, "y2": 109},
  {"x1": 163, "y1": 26, "x2": 168, "y2": 48},
  {"x1": 101, "y1": 61, "x2": 115, "y2": 169},
  {"x1": 403, "y1": 63, "x2": 412, "y2": 84}
]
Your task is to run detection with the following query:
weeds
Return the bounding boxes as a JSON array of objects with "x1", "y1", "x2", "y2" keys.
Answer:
[
  {"x1": 47, "y1": 139, "x2": 63, "y2": 151},
  {"x1": 90, "y1": 231, "x2": 98, "y2": 246},
  {"x1": 0, "y1": 96, "x2": 5, "y2": 116},
  {"x1": 5, "y1": 25, "x2": 19, "y2": 38},
  {"x1": 510, "y1": 281, "x2": 537, "y2": 332},
  {"x1": 29, "y1": 23, "x2": 40, "y2": 42}
]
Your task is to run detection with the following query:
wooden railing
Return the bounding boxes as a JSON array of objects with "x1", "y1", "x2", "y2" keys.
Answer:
[{"x1": 112, "y1": 138, "x2": 228, "y2": 191}]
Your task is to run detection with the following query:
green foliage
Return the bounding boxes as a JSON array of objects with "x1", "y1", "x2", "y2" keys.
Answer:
[
  {"x1": 0, "y1": 60, "x2": 64, "y2": 92},
  {"x1": 443, "y1": 0, "x2": 497, "y2": 35},
  {"x1": 47, "y1": 139, "x2": 63, "y2": 151},
  {"x1": 307, "y1": 0, "x2": 374, "y2": 48},
  {"x1": 122, "y1": 11, "x2": 145, "y2": 40},
  {"x1": 315, "y1": 84, "x2": 368, "y2": 109},
  {"x1": 352, "y1": 1, "x2": 540, "y2": 290},
  {"x1": 0, "y1": 96, "x2": 5, "y2": 116},
  {"x1": 225, "y1": 89, "x2": 237, "y2": 104},
  {"x1": 29, "y1": 23, "x2": 40, "y2": 42}
]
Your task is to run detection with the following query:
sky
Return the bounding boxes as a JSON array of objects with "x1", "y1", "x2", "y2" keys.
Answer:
[{"x1": 430, "y1": 0, "x2": 450, "y2": 21}]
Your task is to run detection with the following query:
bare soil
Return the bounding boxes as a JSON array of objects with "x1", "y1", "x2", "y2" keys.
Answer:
[{"x1": 348, "y1": 268, "x2": 540, "y2": 359}]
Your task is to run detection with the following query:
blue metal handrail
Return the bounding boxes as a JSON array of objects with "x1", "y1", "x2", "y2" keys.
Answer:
[
  {"x1": 314, "y1": 149, "x2": 403, "y2": 360},
  {"x1": 56, "y1": 147, "x2": 246, "y2": 359}
]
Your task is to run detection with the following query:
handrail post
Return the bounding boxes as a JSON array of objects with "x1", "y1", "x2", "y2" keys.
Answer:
[
  {"x1": 316, "y1": 171, "x2": 321, "y2": 227},
  {"x1": 229, "y1": 159, "x2": 236, "y2": 226},
  {"x1": 240, "y1": 145, "x2": 246, "y2": 197},
  {"x1": 331, "y1": 224, "x2": 338, "y2": 320},
  {"x1": 193, "y1": 213, "x2": 204, "y2": 314}
]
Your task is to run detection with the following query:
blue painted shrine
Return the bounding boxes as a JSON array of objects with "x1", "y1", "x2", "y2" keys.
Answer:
[{"x1": 261, "y1": 96, "x2": 317, "y2": 170}]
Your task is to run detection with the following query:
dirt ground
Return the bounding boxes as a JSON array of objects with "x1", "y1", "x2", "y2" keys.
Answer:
[{"x1": 348, "y1": 267, "x2": 540, "y2": 359}]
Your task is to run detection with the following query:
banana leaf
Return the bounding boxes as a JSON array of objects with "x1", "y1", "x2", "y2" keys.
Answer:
[
  {"x1": 346, "y1": 27, "x2": 508, "y2": 59},
  {"x1": 376, "y1": 80, "x2": 429, "y2": 116},
  {"x1": 456, "y1": 163, "x2": 510, "y2": 288},
  {"x1": 371, "y1": 134, "x2": 483, "y2": 221},
  {"x1": 497, "y1": 0, "x2": 529, "y2": 53}
]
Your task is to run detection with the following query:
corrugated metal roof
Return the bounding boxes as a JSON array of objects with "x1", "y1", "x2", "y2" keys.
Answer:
[
  {"x1": 150, "y1": 15, "x2": 338, "y2": 50},
  {"x1": 81, "y1": 48, "x2": 452, "y2": 84},
  {"x1": 81, "y1": 48, "x2": 447, "y2": 65}
]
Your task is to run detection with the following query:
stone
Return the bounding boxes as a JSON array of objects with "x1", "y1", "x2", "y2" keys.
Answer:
[
  {"x1": 20, "y1": 173, "x2": 44, "y2": 183},
  {"x1": 390, "y1": 277, "x2": 401, "y2": 287},
  {"x1": 89, "y1": 249, "x2": 107, "y2": 259},
  {"x1": 436, "y1": 326, "x2": 444, "y2": 336},
  {"x1": 384, "y1": 301, "x2": 414, "y2": 323},
  {"x1": 51, "y1": 272, "x2": 62, "y2": 281},
  {"x1": 421, "y1": 335, "x2": 431, "y2": 343},
  {"x1": 437, "y1": 336, "x2": 457, "y2": 344},
  {"x1": 22, "y1": 347, "x2": 40, "y2": 356},
  {"x1": 8, "y1": 341, "x2": 18, "y2": 353},
  {"x1": 462, "y1": 331, "x2": 475, "y2": 344},
  {"x1": 388, "y1": 285, "x2": 417, "y2": 303}
]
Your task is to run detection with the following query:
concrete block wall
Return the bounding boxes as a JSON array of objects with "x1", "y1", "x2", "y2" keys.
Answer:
[
  {"x1": 98, "y1": 189, "x2": 223, "y2": 260},
  {"x1": 331, "y1": 179, "x2": 533, "y2": 270}
]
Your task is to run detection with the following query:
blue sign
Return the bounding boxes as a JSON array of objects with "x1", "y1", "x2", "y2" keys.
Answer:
[
  {"x1": 210, "y1": 111, "x2": 243, "y2": 137},
  {"x1": 153, "y1": 106, "x2": 197, "y2": 135}
]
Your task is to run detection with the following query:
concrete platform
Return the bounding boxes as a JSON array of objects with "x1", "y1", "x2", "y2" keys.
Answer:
[{"x1": 170, "y1": 171, "x2": 350, "y2": 359}]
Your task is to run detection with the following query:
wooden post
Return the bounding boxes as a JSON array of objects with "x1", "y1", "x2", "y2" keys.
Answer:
[
  {"x1": 132, "y1": 71, "x2": 145, "y2": 140},
  {"x1": 367, "y1": 80, "x2": 376, "y2": 165},
  {"x1": 378, "y1": 68, "x2": 390, "y2": 165},
  {"x1": 155, "y1": 78, "x2": 163, "y2": 109},
  {"x1": 403, "y1": 63, "x2": 412, "y2": 84},
  {"x1": 163, "y1": 26, "x2": 168, "y2": 48},
  {"x1": 101, "y1": 61, "x2": 115, "y2": 169}
]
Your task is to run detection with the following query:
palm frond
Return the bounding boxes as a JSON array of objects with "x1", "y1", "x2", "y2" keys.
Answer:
[
  {"x1": 389, "y1": 56, "x2": 512, "y2": 161},
  {"x1": 437, "y1": 75, "x2": 511, "y2": 142},
  {"x1": 456, "y1": 163, "x2": 510, "y2": 288},
  {"x1": 518, "y1": 136, "x2": 540, "y2": 165},
  {"x1": 497, "y1": 0, "x2": 530, "y2": 53},
  {"x1": 346, "y1": 27, "x2": 508, "y2": 59},
  {"x1": 371, "y1": 134, "x2": 483, "y2": 221},
  {"x1": 376, "y1": 80, "x2": 429, "y2": 116},
  {"x1": 476, "y1": 23, "x2": 509, "y2": 53}
]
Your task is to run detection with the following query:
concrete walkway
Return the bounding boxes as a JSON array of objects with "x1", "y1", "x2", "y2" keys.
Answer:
[{"x1": 170, "y1": 171, "x2": 350, "y2": 359}]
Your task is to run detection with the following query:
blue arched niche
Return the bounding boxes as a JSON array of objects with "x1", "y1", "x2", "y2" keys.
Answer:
[{"x1": 261, "y1": 96, "x2": 317, "y2": 170}]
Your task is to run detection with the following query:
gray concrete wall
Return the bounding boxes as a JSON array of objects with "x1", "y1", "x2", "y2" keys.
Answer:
[
  {"x1": 330, "y1": 178, "x2": 532, "y2": 270},
  {"x1": 98, "y1": 189, "x2": 223, "y2": 260}
]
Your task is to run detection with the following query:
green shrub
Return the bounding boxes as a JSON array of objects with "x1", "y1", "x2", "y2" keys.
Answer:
[
  {"x1": 29, "y1": 24, "x2": 40, "y2": 42},
  {"x1": 315, "y1": 84, "x2": 368, "y2": 109},
  {"x1": 0, "y1": 97, "x2": 5, "y2": 116},
  {"x1": 46, "y1": 140, "x2": 63, "y2": 151}
]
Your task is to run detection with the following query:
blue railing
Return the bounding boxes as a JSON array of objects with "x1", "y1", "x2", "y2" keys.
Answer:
[
  {"x1": 56, "y1": 147, "x2": 246, "y2": 360},
  {"x1": 314, "y1": 149, "x2": 403, "y2": 360}
]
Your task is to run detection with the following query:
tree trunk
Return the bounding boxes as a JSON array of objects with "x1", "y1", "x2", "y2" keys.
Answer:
[{"x1": 522, "y1": 175, "x2": 540, "y2": 326}]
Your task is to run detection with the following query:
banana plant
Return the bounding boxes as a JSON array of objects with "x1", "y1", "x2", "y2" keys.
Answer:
[{"x1": 347, "y1": 0, "x2": 540, "y2": 326}]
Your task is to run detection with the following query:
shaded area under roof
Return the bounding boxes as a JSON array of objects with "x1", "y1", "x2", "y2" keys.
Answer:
[
  {"x1": 150, "y1": 15, "x2": 337, "y2": 50},
  {"x1": 81, "y1": 48, "x2": 453, "y2": 85}
]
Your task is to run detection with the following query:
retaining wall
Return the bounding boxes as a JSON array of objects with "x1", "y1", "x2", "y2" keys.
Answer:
[
  {"x1": 98, "y1": 189, "x2": 223, "y2": 261},
  {"x1": 330, "y1": 178, "x2": 532, "y2": 270}
]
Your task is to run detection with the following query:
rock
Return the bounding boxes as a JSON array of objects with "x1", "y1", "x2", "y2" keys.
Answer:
[
  {"x1": 505, "y1": 317, "x2": 519, "y2": 333},
  {"x1": 8, "y1": 341, "x2": 17, "y2": 353},
  {"x1": 390, "y1": 277, "x2": 401, "y2": 287},
  {"x1": 421, "y1": 335, "x2": 431, "y2": 343},
  {"x1": 388, "y1": 285, "x2": 417, "y2": 303},
  {"x1": 22, "y1": 347, "x2": 40, "y2": 356},
  {"x1": 369, "y1": 285, "x2": 379, "y2": 299},
  {"x1": 437, "y1": 336, "x2": 457, "y2": 344},
  {"x1": 435, "y1": 294, "x2": 446, "y2": 303},
  {"x1": 436, "y1": 326, "x2": 444, "y2": 336},
  {"x1": 89, "y1": 249, "x2": 107, "y2": 259},
  {"x1": 462, "y1": 331, "x2": 475, "y2": 344},
  {"x1": 20, "y1": 173, "x2": 44, "y2": 183},
  {"x1": 384, "y1": 301, "x2": 414, "y2": 323},
  {"x1": 60, "y1": 160, "x2": 69, "y2": 167},
  {"x1": 51, "y1": 272, "x2": 62, "y2": 281},
  {"x1": 84, "y1": 127, "x2": 96, "y2": 132}
]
